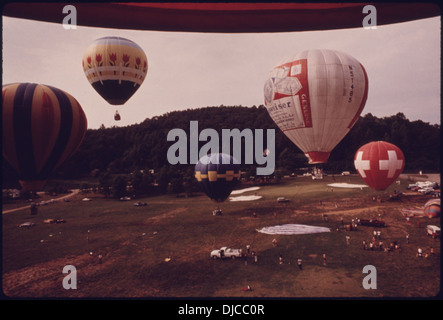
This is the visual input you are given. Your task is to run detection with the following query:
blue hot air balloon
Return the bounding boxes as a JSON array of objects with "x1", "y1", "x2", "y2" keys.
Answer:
[{"x1": 194, "y1": 153, "x2": 241, "y2": 203}]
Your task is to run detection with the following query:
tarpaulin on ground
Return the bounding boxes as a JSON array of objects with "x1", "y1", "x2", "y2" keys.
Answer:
[{"x1": 257, "y1": 224, "x2": 330, "y2": 235}]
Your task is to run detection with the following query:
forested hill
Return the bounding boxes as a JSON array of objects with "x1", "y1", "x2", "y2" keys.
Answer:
[
  {"x1": 3, "y1": 105, "x2": 440, "y2": 190},
  {"x1": 53, "y1": 105, "x2": 439, "y2": 179}
]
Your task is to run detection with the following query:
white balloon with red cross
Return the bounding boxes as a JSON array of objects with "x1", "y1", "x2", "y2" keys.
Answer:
[{"x1": 354, "y1": 141, "x2": 405, "y2": 190}]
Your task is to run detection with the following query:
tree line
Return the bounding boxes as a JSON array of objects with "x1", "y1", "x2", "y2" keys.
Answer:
[{"x1": 3, "y1": 105, "x2": 440, "y2": 197}]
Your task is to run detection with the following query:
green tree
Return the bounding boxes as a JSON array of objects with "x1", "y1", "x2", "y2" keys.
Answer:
[{"x1": 112, "y1": 175, "x2": 128, "y2": 199}]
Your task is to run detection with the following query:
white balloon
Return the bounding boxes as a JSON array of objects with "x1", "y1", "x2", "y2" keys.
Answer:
[{"x1": 264, "y1": 49, "x2": 368, "y2": 164}]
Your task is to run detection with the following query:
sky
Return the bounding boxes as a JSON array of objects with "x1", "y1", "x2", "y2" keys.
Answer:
[{"x1": 2, "y1": 14, "x2": 441, "y2": 129}]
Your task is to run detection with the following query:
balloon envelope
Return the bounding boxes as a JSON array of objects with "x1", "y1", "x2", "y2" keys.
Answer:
[
  {"x1": 264, "y1": 49, "x2": 368, "y2": 164},
  {"x1": 194, "y1": 153, "x2": 241, "y2": 203},
  {"x1": 2, "y1": 83, "x2": 88, "y2": 191},
  {"x1": 424, "y1": 198, "x2": 440, "y2": 218},
  {"x1": 354, "y1": 141, "x2": 405, "y2": 191},
  {"x1": 4, "y1": 3, "x2": 439, "y2": 33},
  {"x1": 82, "y1": 36, "x2": 148, "y2": 105}
]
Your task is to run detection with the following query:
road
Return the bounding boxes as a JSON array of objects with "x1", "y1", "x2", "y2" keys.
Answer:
[{"x1": 2, "y1": 189, "x2": 81, "y2": 214}]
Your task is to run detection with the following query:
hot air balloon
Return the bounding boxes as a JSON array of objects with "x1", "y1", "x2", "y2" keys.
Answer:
[
  {"x1": 82, "y1": 36, "x2": 148, "y2": 120},
  {"x1": 424, "y1": 198, "x2": 440, "y2": 218},
  {"x1": 2, "y1": 83, "x2": 88, "y2": 191},
  {"x1": 354, "y1": 141, "x2": 405, "y2": 191},
  {"x1": 264, "y1": 49, "x2": 368, "y2": 164},
  {"x1": 194, "y1": 153, "x2": 241, "y2": 207}
]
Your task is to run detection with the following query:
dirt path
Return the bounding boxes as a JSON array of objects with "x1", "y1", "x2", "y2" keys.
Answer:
[{"x1": 2, "y1": 189, "x2": 81, "y2": 214}]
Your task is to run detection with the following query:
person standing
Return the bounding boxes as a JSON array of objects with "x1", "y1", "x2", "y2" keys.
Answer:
[
  {"x1": 297, "y1": 258, "x2": 303, "y2": 270},
  {"x1": 322, "y1": 253, "x2": 327, "y2": 266},
  {"x1": 252, "y1": 251, "x2": 258, "y2": 263},
  {"x1": 30, "y1": 202, "x2": 38, "y2": 215},
  {"x1": 272, "y1": 239, "x2": 278, "y2": 247}
]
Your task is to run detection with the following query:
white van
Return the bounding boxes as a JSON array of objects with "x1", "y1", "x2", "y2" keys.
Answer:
[{"x1": 426, "y1": 225, "x2": 441, "y2": 239}]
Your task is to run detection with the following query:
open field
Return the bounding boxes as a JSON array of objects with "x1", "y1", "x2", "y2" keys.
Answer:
[{"x1": 2, "y1": 174, "x2": 440, "y2": 298}]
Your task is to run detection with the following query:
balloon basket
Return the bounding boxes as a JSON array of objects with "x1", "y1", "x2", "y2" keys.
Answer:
[{"x1": 114, "y1": 110, "x2": 121, "y2": 121}]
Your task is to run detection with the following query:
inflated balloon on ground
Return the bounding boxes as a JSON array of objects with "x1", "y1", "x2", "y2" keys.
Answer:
[
  {"x1": 354, "y1": 141, "x2": 405, "y2": 190},
  {"x1": 194, "y1": 153, "x2": 241, "y2": 203}
]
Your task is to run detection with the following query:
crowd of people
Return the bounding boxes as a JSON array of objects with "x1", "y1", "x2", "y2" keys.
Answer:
[{"x1": 236, "y1": 215, "x2": 438, "y2": 276}]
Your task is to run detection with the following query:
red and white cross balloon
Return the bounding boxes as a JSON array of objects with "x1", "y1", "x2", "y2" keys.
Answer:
[{"x1": 354, "y1": 141, "x2": 405, "y2": 190}]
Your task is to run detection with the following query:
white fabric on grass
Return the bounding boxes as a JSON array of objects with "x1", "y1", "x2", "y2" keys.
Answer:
[{"x1": 257, "y1": 224, "x2": 330, "y2": 235}]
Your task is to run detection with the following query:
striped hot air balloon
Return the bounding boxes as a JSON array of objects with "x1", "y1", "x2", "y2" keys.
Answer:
[
  {"x1": 424, "y1": 198, "x2": 440, "y2": 218},
  {"x1": 2, "y1": 83, "x2": 88, "y2": 191},
  {"x1": 194, "y1": 153, "x2": 241, "y2": 203},
  {"x1": 264, "y1": 49, "x2": 368, "y2": 164}
]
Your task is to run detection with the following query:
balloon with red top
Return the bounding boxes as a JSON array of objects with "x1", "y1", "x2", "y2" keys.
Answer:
[{"x1": 354, "y1": 141, "x2": 405, "y2": 190}]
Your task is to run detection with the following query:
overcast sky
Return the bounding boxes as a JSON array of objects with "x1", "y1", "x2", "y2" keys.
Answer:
[{"x1": 2, "y1": 15, "x2": 441, "y2": 129}]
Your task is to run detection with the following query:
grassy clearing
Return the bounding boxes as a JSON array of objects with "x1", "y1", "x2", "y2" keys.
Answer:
[{"x1": 2, "y1": 175, "x2": 440, "y2": 298}]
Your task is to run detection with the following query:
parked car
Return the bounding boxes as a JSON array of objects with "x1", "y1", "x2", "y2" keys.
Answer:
[
  {"x1": 19, "y1": 222, "x2": 36, "y2": 228},
  {"x1": 212, "y1": 209, "x2": 222, "y2": 216},
  {"x1": 431, "y1": 191, "x2": 441, "y2": 198},
  {"x1": 277, "y1": 197, "x2": 290, "y2": 203},
  {"x1": 389, "y1": 191, "x2": 403, "y2": 201},
  {"x1": 210, "y1": 247, "x2": 242, "y2": 259},
  {"x1": 418, "y1": 188, "x2": 434, "y2": 195},
  {"x1": 426, "y1": 225, "x2": 441, "y2": 239},
  {"x1": 133, "y1": 201, "x2": 147, "y2": 207},
  {"x1": 359, "y1": 219, "x2": 386, "y2": 227}
]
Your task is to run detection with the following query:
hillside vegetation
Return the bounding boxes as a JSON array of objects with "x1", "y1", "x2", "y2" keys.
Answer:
[{"x1": 3, "y1": 106, "x2": 440, "y2": 195}]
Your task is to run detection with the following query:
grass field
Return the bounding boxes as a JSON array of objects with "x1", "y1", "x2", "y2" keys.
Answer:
[{"x1": 2, "y1": 174, "x2": 440, "y2": 298}]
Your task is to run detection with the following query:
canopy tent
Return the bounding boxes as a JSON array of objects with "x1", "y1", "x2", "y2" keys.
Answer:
[{"x1": 3, "y1": 3, "x2": 440, "y2": 33}]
